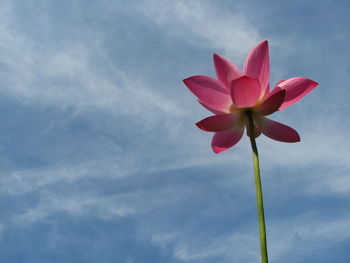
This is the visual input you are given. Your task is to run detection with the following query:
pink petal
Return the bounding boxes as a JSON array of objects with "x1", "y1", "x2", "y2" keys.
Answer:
[
  {"x1": 213, "y1": 53, "x2": 242, "y2": 90},
  {"x1": 231, "y1": 76, "x2": 262, "y2": 108},
  {"x1": 259, "y1": 117, "x2": 300, "y2": 142},
  {"x1": 183, "y1": 75, "x2": 232, "y2": 112},
  {"x1": 276, "y1": 79, "x2": 286, "y2": 86},
  {"x1": 243, "y1": 40, "x2": 270, "y2": 93},
  {"x1": 211, "y1": 127, "x2": 244, "y2": 153},
  {"x1": 261, "y1": 81, "x2": 285, "y2": 102},
  {"x1": 256, "y1": 89, "x2": 286, "y2": 115},
  {"x1": 196, "y1": 113, "x2": 239, "y2": 132},
  {"x1": 246, "y1": 125, "x2": 262, "y2": 138},
  {"x1": 198, "y1": 100, "x2": 227, "y2": 115},
  {"x1": 277, "y1": 77, "x2": 318, "y2": 110}
]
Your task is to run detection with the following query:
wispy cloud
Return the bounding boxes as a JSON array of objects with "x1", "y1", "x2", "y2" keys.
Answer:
[
  {"x1": 0, "y1": 1, "x2": 349, "y2": 262},
  {"x1": 12, "y1": 191, "x2": 135, "y2": 225},
  {"x1": 267, "y1": 213, "x2": 350, "y2": 261},
  {"x1": 147, "y1": 211, "x2": 350, "y2": 262},
  {"x1": 0, "y1": 1, "x2": 186, "y2": 123},
  {"x1": 135, "y1": 0, "x2": 261, "y2": 58}
]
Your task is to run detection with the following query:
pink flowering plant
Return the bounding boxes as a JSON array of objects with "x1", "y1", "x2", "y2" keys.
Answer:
[{"x1": 183, "y1": 40, "x2": 317, "y2": 263}]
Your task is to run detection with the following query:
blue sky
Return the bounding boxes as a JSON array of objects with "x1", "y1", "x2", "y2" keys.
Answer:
[{"x1": 0, "y1": 0, "x2": 349, "y2": 262}]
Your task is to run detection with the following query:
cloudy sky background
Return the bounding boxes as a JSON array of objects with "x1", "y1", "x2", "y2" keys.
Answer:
[{"x1": 0, "y1": 0, "x2": 349, "y2": 262}]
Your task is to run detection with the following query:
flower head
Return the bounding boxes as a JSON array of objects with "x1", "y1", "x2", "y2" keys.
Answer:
[{"x1": 183, "y1": 40, "x2": 318, "y2": 153}]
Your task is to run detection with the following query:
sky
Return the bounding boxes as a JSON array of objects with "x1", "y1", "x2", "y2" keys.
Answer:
[{"x1": 0, "y1": 0, "x2": 349, "y2": 262}]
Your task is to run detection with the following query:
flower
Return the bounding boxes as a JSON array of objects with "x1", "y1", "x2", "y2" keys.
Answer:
[{"x1": 183, "y1": 40, "x2": 318, "y2": 153}]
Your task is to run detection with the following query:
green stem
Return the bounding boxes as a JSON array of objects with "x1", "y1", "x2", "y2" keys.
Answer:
[{"x1": 246, "y1": 111, "x2": 269, "y2": 263}]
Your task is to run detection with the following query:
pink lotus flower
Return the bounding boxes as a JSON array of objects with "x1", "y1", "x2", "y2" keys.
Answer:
[{"x1": 183, "y1": 40, "x2": 318, "y2": 153}]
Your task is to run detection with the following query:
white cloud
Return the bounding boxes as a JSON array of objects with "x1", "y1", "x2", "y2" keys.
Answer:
[
  {"x1": 13, "y1": 191, "x2": 135, "y2": 225},
  {"x1": 147, "y1": 212, "x2": 350, "y2": 263},
  {"x1": 0, "y1": 1, "x2": 348, "y2": 263},
  {"x1": 172, "y1": 232, "x2": 259, "y2": 262},
  {"x1": 295, "y1": 217, "x2": 350, "y2": 242},
  {"x1": 2, "y1": 0, "x2": 342, "y2": 177},
  {"x1": 268, "y1": 214, "x2": 350, "y2": 261},
  {"x1": 135, "y1": 0, "x2": 261, "y2": 59},
  {"x1": 255, "y1": 116, "x2": 350, "y2": 196},
  {"x1": 0, "y1": 156, "x2": 138, "y2": 196},
  {"x1": 0, "y1": 1, "x2": 186, "y2": 125},
  {"x1": 260, "y1": 121, "x2": 350, "y2": 170}
]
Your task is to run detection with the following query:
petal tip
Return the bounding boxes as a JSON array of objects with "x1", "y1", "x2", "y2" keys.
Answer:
[
  {"x1": 255, "y1": 40, "x2": 269, "y2": 50},
  {"x1": 182, "y1": 78, "x2": 190, "y2": 86},
  {"x1": 195, "y1": 121, "x2": 209, "y2": 132},
  {"x1": 294, "y1": 133, "x2": 301, "y2": 143},
  {"x1": 287, "y1": 132, "x2": 301, "y2": 143},
  {"x1": 183, "y1": 77, "x2": 191, "y2": 84},
  {"x1": 278, "y1": 77, "x2": 319, "y2": 110},
  {"x1": 213, "y1": 53, "x2": 220, "y2": 65},
  {"x1": 211, "y1": 145, "x2": 225, "y2": 154}
]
